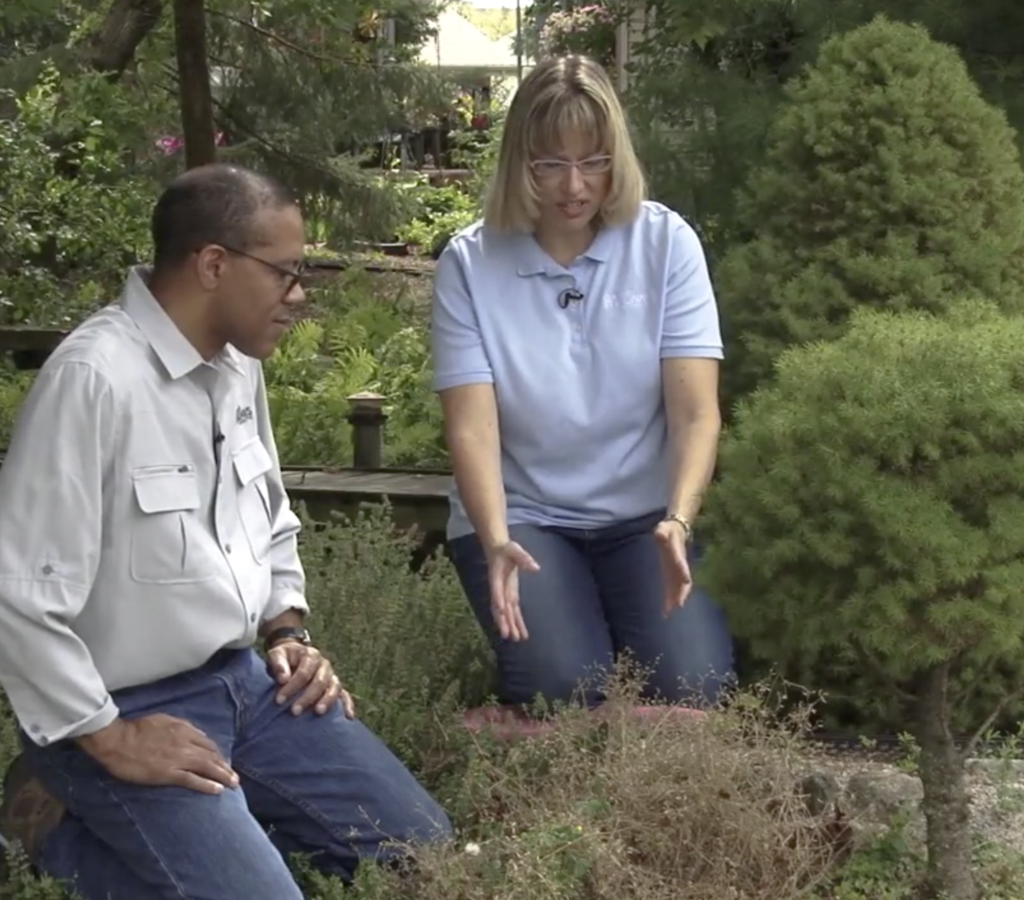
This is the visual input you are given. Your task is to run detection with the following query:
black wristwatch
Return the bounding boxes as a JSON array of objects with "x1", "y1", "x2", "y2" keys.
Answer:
[{"x1": 263, "y1": 626, "x2": 312, "y2": 653}]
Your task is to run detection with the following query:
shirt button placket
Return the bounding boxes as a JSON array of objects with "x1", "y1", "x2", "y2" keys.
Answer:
[{"x1": 572, "y1": 305, "x2": 586, "y2": 344}]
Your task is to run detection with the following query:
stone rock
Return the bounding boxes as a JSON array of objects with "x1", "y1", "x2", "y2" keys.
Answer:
[
  {"x1": 845, "y1": 770, "x2": 923, "y2": 816},
  {"x1": 791, "y1": 767, "x2": 927, "y2": 852},
  {"x1": 794, "y1": 761, "x2": 1024, "y2": 857},
  {"x1": 797, "y1": 772, "x2": 841, "y2": 816},
  {"x1": 964, "y1": 757, "x2": 1024, "y2": 780}
]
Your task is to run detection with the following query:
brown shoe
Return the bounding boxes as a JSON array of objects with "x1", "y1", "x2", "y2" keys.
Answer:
[{"x1": 0, "y1": 753, "x2": 65, "y2": 873}]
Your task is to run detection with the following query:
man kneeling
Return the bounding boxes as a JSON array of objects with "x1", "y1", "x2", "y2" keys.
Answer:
[{"x1": 0, "y1": 164, "x2": 451, "y2": 899}]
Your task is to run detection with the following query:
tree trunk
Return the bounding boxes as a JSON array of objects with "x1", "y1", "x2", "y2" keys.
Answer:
[
  {"x1": 912, "y1": 664, "x2": 978, "y2": 900},
  {"x1": 0, "y1": 0, "x2": 164, "y2": 118},
  {"x1": 81, "y1": 0, "x2": 165, "y2": 75},
  {"x1": 172, "y1": 0, "x2": 217, "y2": 169}
]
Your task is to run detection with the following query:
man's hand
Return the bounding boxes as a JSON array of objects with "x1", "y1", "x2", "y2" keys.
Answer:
[
  {"x1": 76, "y1": 715, "x2": 239, "y2": 795},
  {"x1": 266, "y1": 641, "x2": 354, "y2": 719}
]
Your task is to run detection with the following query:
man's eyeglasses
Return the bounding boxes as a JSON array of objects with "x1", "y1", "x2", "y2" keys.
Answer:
[{"x1": 218, "y1": 245, "x2": 307, "y2": 294}]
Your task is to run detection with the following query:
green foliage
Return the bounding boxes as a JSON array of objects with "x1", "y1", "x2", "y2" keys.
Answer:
[
  {"x1": 822, "y1": 822, "x2": 1024, "y2": 900},
  {"x1": 713, "y1": 16, "x2": 1024, "y2": 406},
  {"x1": 701, "y1": 300, "x2": 1024, "y2": 730},
  {"x1": 0, "y1": 68, "x2": 157, "y2": 326},
  {"x1": 394, "y1": 179, "x2": 478, "y2": 255},
  {"x1": 265, "y1": 271, "x2": 445, "y2": 467},
  {"x1": 295, "y1": 505, "x2": 492, "y2": 788},
  {"x1": 823, "y1": 819, "x2": 923, "y2": 900},
  {"x1": 626, "y1": 0, "x2": 827, "y2": 250},
  {"x1": 0, "y1": 370, "x2": 31, "y2": 449},
  {"x1": 196, "y1": 0, "x2": 452, "y2": 245}
]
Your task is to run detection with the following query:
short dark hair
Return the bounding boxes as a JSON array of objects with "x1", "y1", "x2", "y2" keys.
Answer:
[{"x1": 151, "y1": 163, "x2": 297, "y2": 271}]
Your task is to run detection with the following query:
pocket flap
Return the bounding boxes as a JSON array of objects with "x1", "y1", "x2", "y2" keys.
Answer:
[
  {"x1": 132, "y1": 466, "x2": 201, "y2": 514},
  {"x1": 232, "y1": 437, "x2": 273, "y2": 487}
]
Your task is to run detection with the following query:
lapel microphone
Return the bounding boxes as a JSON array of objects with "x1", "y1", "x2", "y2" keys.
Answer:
[{"x1": 557, "y1": 288, "x2": 585, "y2": 309}]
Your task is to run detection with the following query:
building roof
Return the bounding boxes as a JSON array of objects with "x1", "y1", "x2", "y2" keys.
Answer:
[{"x1": 418, "y1": 7, "x2": 519, "y2": 71}]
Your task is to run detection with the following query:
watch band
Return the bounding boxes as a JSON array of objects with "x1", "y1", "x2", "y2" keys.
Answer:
[
  {"x1": 663, "y1": 513, "x2": 693, "y2": 542},
  {"x1": 263, "y1": 626, "x2": 311, "y2": 653}
]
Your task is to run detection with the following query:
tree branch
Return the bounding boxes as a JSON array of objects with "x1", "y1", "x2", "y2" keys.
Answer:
[
  {"x1": 853, "y1": 644, "x2": 918, "y2": 704},
  {"x1": 81, "y1": 0, "x2": 165, "y2": 75},
  {"x1": 206, "y1": 10, "x2": 372, "y2": 69},
  {"x1": 964, "y1": 687, "x2": 1024, "y2": 758},
  {"x1": 0, "y1": 0, "x2": 164, "y2": 116}
]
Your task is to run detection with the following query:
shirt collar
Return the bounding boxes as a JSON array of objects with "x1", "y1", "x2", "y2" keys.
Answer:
[
  {"x1": 515, "y1": 224, "x2": 616, "y2": 277},
  {"x1": 120, "y1": 266, "x2": 246, "y2": 381}
]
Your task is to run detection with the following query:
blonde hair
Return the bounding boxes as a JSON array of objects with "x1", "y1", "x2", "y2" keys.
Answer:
[{"x1": 484, "y1": 55, "x2": 647, "y2": 233}]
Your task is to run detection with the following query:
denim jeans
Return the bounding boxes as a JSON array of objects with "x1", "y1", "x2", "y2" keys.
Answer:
[
  {"x1": 21, "y1": 648, "x2": 451, "y2": 900},
  {"x1": 448, "y1": 510, "x2": 735, "y2": 708}
]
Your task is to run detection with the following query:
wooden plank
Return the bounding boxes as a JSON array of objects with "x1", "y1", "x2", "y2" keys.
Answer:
[
  {"x1": 0, "y1": 326, "x2": 69, "y2": 370},
  {"x1": 281, "y1": 468, "x2": 451, "y2": 499},
  {"x1": 0, "y1": 326, "x2": 70, "y2": 353},
  {"x1": 281, "y1": 468, "x2": 451, "y2": 534}
]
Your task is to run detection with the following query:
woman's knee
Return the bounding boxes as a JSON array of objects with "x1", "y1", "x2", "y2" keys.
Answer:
[
  {"x1": 449, "y1": 527, "x2": 615, "y2": 708},
  {"x1": 499, "y1": 653, "x2": 611, "y2": 709},
  {"x1": 647, "y1": 585, "x2": 735, "y2": 706}
]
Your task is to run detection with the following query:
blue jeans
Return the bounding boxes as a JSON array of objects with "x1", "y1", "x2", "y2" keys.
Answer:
[
  {"x1": 449, "y1": 510, "x2": 735, "y2": 708},
  {"x1": 21, "y1": 648, "x2": 451, "y2": 899}
]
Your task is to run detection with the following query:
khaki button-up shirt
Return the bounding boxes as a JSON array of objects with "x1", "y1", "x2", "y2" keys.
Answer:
[{"x1": 0, "y1": 268, "x2": 308, "y2": 746}]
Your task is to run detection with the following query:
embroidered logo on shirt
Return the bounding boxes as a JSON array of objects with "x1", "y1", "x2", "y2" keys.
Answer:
[
  {"x1": 236, "y1": 405, "x2": 253, "y2": 425},
  {"x1": 601, "y1": 290, "x2": 648, "y2": 309}
]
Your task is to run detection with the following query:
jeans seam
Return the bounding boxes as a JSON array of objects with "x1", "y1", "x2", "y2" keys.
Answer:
[
  {"x1": 94, "y1": 780, "x2": 190, "y2": 900},
  {"x1": 233, "y1": 762, "x2": 366, "y2": 848},
  {"x1": 214, "y1": 671, "x2": 245, "y2": 736}
]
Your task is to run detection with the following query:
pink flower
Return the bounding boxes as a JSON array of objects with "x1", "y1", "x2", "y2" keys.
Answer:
[
  {"x1": 153, "y1": 132, "x2": 226, "y2": 155},
  {"x1": 155, "y1": 135, "x2": 184, "y2": 156}
]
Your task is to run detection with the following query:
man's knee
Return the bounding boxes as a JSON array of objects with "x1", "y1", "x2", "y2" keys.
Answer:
[
  {"x1": 388, "y1": 788, "x2": 453, "y2": 847},
  {"x1": 36, "y1": 807, "x2": 304, "y2": 900}
]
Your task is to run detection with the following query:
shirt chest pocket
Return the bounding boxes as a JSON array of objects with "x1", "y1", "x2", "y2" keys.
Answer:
[
  {"x1": 232, "y1": 436, "x2": 274, "y2": 565},
  {"x1": 130, "y1": 465, "x2": 217, "y2": 585}
]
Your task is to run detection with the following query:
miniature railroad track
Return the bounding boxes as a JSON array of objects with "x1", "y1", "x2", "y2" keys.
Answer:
[
  {"x1": 306, "y1": 256, "x2": 436, "y2": 279},
  {"x1": 805, "y1": 731, "x2": 1024, "y2": 759}
]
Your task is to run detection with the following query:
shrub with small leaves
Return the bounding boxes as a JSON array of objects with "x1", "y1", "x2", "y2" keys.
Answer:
[
  {"x1": 297, "y1": 504, "x2": 492, "y2": 791},
  {"x1": 715, "y1": 15, "x2": 1024, "y2": 408},
  {"x1": 700, "y1": 300, "x2": 1024, "y2": 900}
]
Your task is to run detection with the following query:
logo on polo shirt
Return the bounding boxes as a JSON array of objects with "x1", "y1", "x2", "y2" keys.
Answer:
[
  {"x1": 602, "y1": 290, "x2": 648, "y2": 309},
  {"x1": 236, "y1": 405, "x2": 253, "y2": 425}
]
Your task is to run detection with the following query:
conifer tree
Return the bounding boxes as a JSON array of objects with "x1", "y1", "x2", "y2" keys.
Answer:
[
  {"x1": 713, "y1": 16, "x2": 1024, "y2": 411},
  {"x1": 701, "y1": 300, "x2": 1024, "y2": 900}
]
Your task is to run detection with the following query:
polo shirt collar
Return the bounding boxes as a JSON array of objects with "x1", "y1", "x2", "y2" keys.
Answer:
[
  {"x1": 515, "y1": 224, "x2": 617, "y2": 276},
  {"x1": 120, "y1": 266, "x2": 245, "y2": 381}
]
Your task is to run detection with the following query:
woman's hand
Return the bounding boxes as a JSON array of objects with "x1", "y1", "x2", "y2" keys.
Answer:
[
  {"x1": 485, "y1": 541, "x2": 540, "y2": 642},
  {"x1": 654, "y1": 519, "x2": 693, "y2": 617}
]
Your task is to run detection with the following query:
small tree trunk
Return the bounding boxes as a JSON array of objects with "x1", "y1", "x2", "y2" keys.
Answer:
[
  {"x1": 172, "y1": 0, "x2": 217, "y2": 169},
  {"x1": 912, "y1": 663, "x2": 978, "y2": 900}
]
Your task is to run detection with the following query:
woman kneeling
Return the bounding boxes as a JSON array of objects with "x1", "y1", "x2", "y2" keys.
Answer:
[{"x1": 431, "y1": 54, "x2": 734, "y2": 712}]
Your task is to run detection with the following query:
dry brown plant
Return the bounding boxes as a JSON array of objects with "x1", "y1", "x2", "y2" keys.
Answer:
[{"x1": 347, "y1": 667, "x2": 851, "y2": 900}]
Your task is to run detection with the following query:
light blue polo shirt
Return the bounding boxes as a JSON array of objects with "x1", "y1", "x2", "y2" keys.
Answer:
[{"x1": 430, "y1": 199, "x2": 723, "y2": 540}]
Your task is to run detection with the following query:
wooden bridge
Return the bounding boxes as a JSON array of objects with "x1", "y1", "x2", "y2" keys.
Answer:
[{"x1": 0, "y1": 326, "x2": 453, "y2": 539}]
